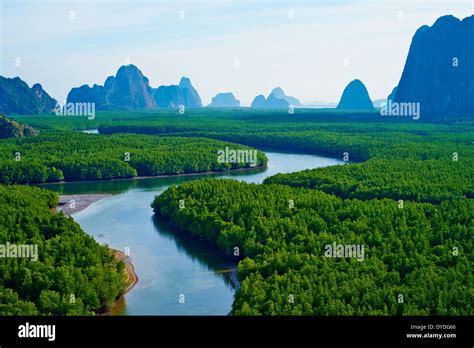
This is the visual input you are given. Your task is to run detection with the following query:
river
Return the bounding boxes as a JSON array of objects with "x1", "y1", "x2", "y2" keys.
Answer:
[{"x1": 41, "y1": 151, "x2": 343, "y2": 315}]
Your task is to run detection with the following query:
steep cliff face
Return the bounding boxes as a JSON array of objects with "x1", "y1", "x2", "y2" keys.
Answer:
[
  {"x1": 178, "y1": 77, "x2": 202, "y2": 108},
  {"x1": 31, "y1": 84, "x2": 57, "y2": 113},
  {"x1": 387, "y1": 87, "x2": 397, "y2": 103},
  {"x1": 394, "y1": 15, "x2": 474, "y2": 122},
  {"x1": 104, "y1": 65, "x2": 157, "y2": 109},
  {"x1": 0, "y1": 76, "x2": 56, "y2": 115},
  {"x1": 152, "y1": 77, "x2": 202, "y2": 108},
  {"x1": 67, "y1": 65, "x2": 157, "y2": 110},
  {"x1": 154, "y1": 85, "x2": 185, "y2": 108},
  {"x1": 337, "y1": 79, "x2": 374, "y2": 110}
]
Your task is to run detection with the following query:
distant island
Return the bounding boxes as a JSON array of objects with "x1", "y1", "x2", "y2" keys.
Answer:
[
  {"x1": 208, "y1": 92, "x2": 240, "y2": 107},
  {"x1": 251, "y1": 87, "x2": 302, "y2": 109},
  {"x1": 0, "y1": 14, "x2": 472, "y2": 123},
  {"x1": 337, "y1": 79, "x2": 374, "y2": 110}
]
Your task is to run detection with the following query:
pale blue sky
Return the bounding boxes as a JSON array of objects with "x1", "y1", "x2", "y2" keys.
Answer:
[{"x1": 1, "y1": 0, "x2": 473, "y2": 105}]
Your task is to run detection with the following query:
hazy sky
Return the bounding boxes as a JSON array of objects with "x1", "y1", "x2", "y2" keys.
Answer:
[{"x1": 1, "y1": 0, "x2": 473, "y2": 106}]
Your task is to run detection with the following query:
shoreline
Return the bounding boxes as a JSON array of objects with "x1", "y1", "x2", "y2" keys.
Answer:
[
  {"x1": 112, "y1": 248, "x2": 139, "y2": 293},
  {"x1": 155, "y1": 213, "x2": 241, "y2": 315},
  {"x1": 53, "y1": 165, "x2": 265, "y2": 316},
  {"x1": 100, "y1": 248, "x2": 139, "y2": 316},
  {"x1": 57, "y1": 194, "x2": 112, "y2": 216},
  {"x1": 37, "y1": 164, "x2": 267, "y2": 186},
  {"x1": 54, "y1": 196, "x2": 139, "y2": 315}
]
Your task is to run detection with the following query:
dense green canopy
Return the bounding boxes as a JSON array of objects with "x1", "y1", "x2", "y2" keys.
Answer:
[
  {"x1": 153, "y1": 179, "x2": 473, "y2": 315},
  {"x1": 4, "y1": 109, "x2": 473, "y2": 316},
  {"x1": 0, "y1": 185, "x2": 126, "y2": 315},
  {"x1": 0, "y1": 131, "x2": 266, "y2": 184}
]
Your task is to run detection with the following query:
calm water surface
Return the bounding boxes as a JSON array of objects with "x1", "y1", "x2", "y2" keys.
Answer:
[{"x1": 42, "y1": 152, "x2": 343, "y2": 315}]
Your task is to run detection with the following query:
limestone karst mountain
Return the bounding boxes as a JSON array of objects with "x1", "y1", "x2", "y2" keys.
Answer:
[
  {"x1": 68, "y1": 67, "x2": 204, "y2": 110},
  {"x1": 153, "y1": 77, "x2": 203, "y2": 109},
  {"x1": 178, "y1": 77, "x2": 202, "y2": 108},
  {"x1": 387, "y1": 87, "x2": 397, "y2": 103},
  {"x1": 67, "y1": 65, "x2": 157, "y2": 110},
  {"x1": 394, "y1": 15, "x2": 474, "y2": 121},
  {"x1": 337, "y1": 79, "x2": 374, "y2": 110},
  {"x1": 270, "y1": 87, "x2": 301, "y2": 106},
  {"x1": 250, "y1": 87, "x2": 295, "y2": 109},
  {"x1": 0, "y1": 76, "x2": 56, "y2": 115},
  {"x1": 208, "y1": 92, "x2": 240, "y2": 107},
  {"x1": 251, "y1": 95, "x2": 267, "y2": 108}
]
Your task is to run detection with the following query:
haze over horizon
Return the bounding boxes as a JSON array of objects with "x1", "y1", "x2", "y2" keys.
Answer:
[{"x1": 1, "y1": 0, "x2": 473, "y2": 106}]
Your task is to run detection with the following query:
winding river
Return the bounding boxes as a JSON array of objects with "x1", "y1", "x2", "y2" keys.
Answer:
[{"x1": 41, "y1": 152, "x2": 343, "y2": 315}]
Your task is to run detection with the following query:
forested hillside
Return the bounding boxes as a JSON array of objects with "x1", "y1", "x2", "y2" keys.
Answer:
[
  {"x1": 0, "y1": 185, "x2": 126, "y2": 315},
  {"x1": 152, "y1": 179, "x2": 473, "y2": 315}
]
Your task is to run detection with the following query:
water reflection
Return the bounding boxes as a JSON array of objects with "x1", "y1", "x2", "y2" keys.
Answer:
[
  {"x1": 43, "y1": 152, "x2": 343, "y2": 314},
  {"x1": 152, "y1": 215, "x2": 235, "y2": 289},
  {"x1": 39, "y1": 165, "x2": 267, "y2": 195}
]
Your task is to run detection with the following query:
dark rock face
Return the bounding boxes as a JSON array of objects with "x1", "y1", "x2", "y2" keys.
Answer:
[
  {"x1": 154, "y1": 85, "x2": 185, "y2": 108},
  {"x1": 152, "y1": 77, "x2": 202, "y2": 108},
  {"x1": 105, "y1": 65, "x2": 156, "y2": 109},
  {"x1": 31, "y1": 84, "x2": 57, "y2": 113},
  {"x1": 394, "y1": 15, "x2": 474, "y2": 122},
  {"x1": 178, "y1": 77, "x2": 202, "y2": 108},
  {"x1": 387, "y1": 87, "x2": 397, "y2": 103},
  {"x1": 337, "y1": 79, "x2": 374, "y2": 110},
  {"x1": 67, "y1": 84, "x2": 106, "y2": 108},
  {"x1": 0, "y1": 76, "x2": 57, "y2": 115},
  {"x1": 208, "y1": 92, "x2": 240, "y2": 107},
  {"x1": 270, "y1": 87, "x2": 301, "y2": 106},
  {"x1": 67, "y1": 65, "x2": 157, "y2": 110},
  {"x1": 0, "y1": 114, "x2": 38, "y2": 138}
]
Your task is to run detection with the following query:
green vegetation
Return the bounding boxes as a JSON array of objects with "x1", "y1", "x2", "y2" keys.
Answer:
[
  {"x1": 0, "y1": 131, "x2": 266, "y2": 184},
  {"x1": 6, "y1": 109, "x2": 474, "y2": 316},
  {"x1": 11, "y1": 109, "x2": 378, "y2": 132},
  {"x1": 152, "y1": 179, "x2": 473, "y2": 315},
  {"x1": 77, "y1": 110, "x2": 472, "y2": 204},
  {"x1": 265, "y1": 158, "x2": 474, "y2": 203},
  {"x1": 0, "y1": 185, "x2": 126, "y2": 315},
  {"x1": 120, "y1": 109, "x2": 474, "y2": 316}
]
